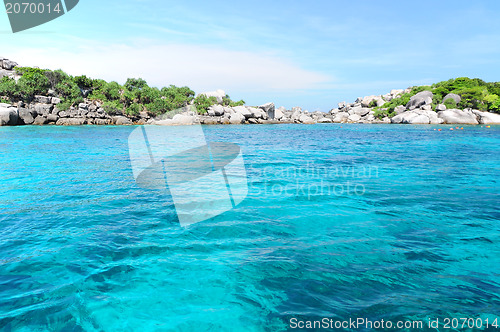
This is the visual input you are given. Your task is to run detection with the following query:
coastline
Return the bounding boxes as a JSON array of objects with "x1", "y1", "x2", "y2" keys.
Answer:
[
  {"x1": 1, "y1": 98, "x2": 500, "y2": 127},
  {"x1": 2, "y1": 57, "x2": 500, "y2": 127}
]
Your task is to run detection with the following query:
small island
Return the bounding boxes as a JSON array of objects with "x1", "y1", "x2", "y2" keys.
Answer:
[{"x1": 1, "y1": 56, "x2": 500, "y2": 126}]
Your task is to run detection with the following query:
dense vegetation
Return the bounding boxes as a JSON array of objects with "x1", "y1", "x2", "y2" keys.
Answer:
[
  {"x1": 374, "y1": 77, "x2": 500, "y2": 119},
  {"x1": 0, "y1": 67, "x2": 244, "y2": 115}
]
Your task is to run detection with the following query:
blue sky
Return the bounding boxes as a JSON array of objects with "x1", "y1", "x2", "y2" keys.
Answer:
[{"x1": 2, "y1": 0, "x2": 500, "y2": 111}]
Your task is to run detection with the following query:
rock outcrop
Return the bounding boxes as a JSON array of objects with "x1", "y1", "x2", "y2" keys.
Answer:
[
  {"x1": 1, "y1": 57, "x2": 500, "y2": 126},
  {"x1": 391, "y1": 109, "x2": 443, "y2": 124},
  {"x1": 442, "y1": 93, "x2": 461, "y2": 104},
  {"x1": 406, "y1": 91, "x2": 433, "y2": 110},
  {"x1": 472, "y1": 110, "x2": 500, "y2": 124},
  {"x1": 0, "y1": 103, "x2": 18, "y2": 126},
  {"x1": 437, "y1": 109, "x2": 479, "y2": 124},
  {"x1": 0, "y1": 57, "x2": 19, "y2": 80}
]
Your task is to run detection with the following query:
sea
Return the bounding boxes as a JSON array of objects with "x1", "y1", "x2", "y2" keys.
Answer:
[{"x1": 0, "y1": 124, "x2": 499, "y2": 331}]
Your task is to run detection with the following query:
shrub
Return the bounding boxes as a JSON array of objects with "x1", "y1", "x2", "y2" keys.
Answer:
[
  {"x1": 376, "y1": 78, "x2": 500, "y2": 114},
  {"x1": 74, "y1": 75, "x2": 94, "y2": 90},
  {"x1": 222, "y1": 94, "x2": 245, "y2": 107},
  {"x1": 443, "y1": 98, "x2": 457, "y2": 109},
  {"x1": 376, "y1": 92, "x2": 412, "y2": 116},
  {"x1": 485, "y1": 94, "x2": 500, "y2": 113},
  {"x1": 230, "y1": 100, "x2": 245, "y2": 107},
  {"x1": 14, "y1": 67, "x2": 51, "y2": 101},
  {"x1": 373, "y1": 108, "x2": 395, "y2": 119},
  {"x1": 124, "y1": 78, "x2": 148, "y2": 91},
  {"x1": 102, "y1": 100, "x2": 123, "y2": 115},
  {"x1": 194, "y1": 95, "x2": 218, "y2": 114},
  {"x1": 456, "y1": 86, "x2": 489, "y2": 111},
  {"x1": 126, "y1": 103, "x2": 143, "y2": 116},
  {"x1": 89, "y1": 80, "x2": 122, "y2": 101},
  {"x1": 44, "y1": 69, "x2": 70, "y2": 89},
  {"x1": 0, "y1": 76, "x2": 19, "y2": 101},
  {"x1": 146, "y1": 99, "x2": 170, "y2": 116}
]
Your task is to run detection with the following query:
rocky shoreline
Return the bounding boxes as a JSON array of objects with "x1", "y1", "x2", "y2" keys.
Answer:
[
  {"x1": 1, "y1": 56, "x2": 500, "y2": 126},
  {"x1": 2, "y1": 92, "x2": 499, "y2": 127}
]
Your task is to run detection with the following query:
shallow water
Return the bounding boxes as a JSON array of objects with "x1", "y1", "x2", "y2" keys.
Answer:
[{"x1": 0, "y1": 124, "x2": 499, "y2": 331}]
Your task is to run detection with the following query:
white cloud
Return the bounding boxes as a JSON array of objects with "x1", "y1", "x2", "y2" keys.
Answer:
[{"x1": 5, "y1": 40, "x2": 331, "y2": 94}]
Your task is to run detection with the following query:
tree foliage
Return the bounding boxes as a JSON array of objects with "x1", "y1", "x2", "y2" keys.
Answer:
[{"x1": 375, "y1": 77, "x2": 500, "y2": 118}]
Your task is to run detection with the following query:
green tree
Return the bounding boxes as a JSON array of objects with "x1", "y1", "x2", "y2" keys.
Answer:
[
  {"x1": 194, "y1": 95, "x2": 217, "y2": 114},
  {"x1": 124, "y1": 78, "x2": 148, "y2": 91},
  {"x1": 74, "y1": 75, "x2": 94, "y2": 90}
]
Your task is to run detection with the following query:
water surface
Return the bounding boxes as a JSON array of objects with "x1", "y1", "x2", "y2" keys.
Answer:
[{"x1": 0, "y1": 124, "x2": 499, "y2": 331}]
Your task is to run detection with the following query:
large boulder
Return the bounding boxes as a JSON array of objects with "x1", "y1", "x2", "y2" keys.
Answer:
[
  {"x1": 406, "y1": 91, "x2": 433, "y2": 110},
  {"x1": 47, "y1": 114, "x2": 59, "y2": 123},
  {"x1": 290, "y1": 109, "x2": 302, "y2": 122},
  {"x1": 471, "y1": 110, "x2": 500, "y2": 124},
  {"x1": 18, "y1": 108, "x2": 36, "y2": 125},
  {"x1": 56, "y1": 118, "x2": 86, "y2": 126},
  {"x1": 197, "y1": 89, "x2": 226, "y2": 104},
  {"x1": 34, "y1": 95, "x2": 52, "y2": 104},
  {"x1": 155, "y1": 113, "x2": 198, "y2": 126},
  {"x1": 0, "y1": 104, "x2": 18, "y2": 126},
  {"x1": 275, "y1": 106, "x2": 286, "y2": 120},
  {"x1": 361, "y1": 95, "x2": 385, "y2": 108},
  {"x1": 310, "y1": 111, "x2": 326, "y2": 120},
  {"x1": 435, "y1": 104, "x2": 446, "y2": 111},
  {"x1": 200, "y1": 116, "x2": 220, "y2": 125},
  {"x1": 0, "y1": 69, "x2": 12, "y2": 79},
  {"x1": 350, "y1": 107, "x2": 371, "y2": 117},
  {"x1": 34, "y1": 104, "x2": 53, "y2": 116},
  {"x1": 332, "y1": 112, "x2": 349, "y2": 123},
  {"x1": 259, "y1": 102, "x2": 275, "y2": 119},
  {"x1": 248, "y1": 107, "x2": 267, "y2": 119},
  {"x1": 298, "y1": 114, "x2": 315, "y2": 124},
  {"x1": 207, "y1": 104, "x2": 225, "y2": 116},
  {"x1": 94, "y1": 119, "x2": 112, "y2": 125},
  {"x1": 437, "y1": 109, "x2": 479, "y2": 124},
  {"x1": 229, "y1": 112, "x2": 245, "y2": 124},
  {"x1": 390, "y1": 89, "x2": 404, "y2": 97},
  {"x1": 33, "y1": 116, "x2": 48, "y2": 125},
  {"x1": 113, "y1": 116, "x2": 133, "y2": 125},
  {"x1": 318, "y1": 117, "x2": 333, "y2": 123},
  {"x1": 2, "y1": 60, "x2": 18, "y2": 70},
  {"x1": 394, "y1": 105, "x2": 406, "y2": 114},
  {"x1": 348, "y1": 114, "x2": 361, "y2": 122},
  {"x1": 442, "y1": 93, "x2": 461, "y2": 104},
  {"x1": 172, "y1": 114, "x2": 196, "y2": 125},
  {"x1": 420, "y1": 109, "x2": 443, "y2": 124},
  {"x1": 391, "y1": 111, "x2": 421, "y2": 124},
  {"x1": 232, "y1": 106, "x2": 252, "y2": 119},
  {"x1": 391, "y1": 110, "x2": 443, "y2": 124}
]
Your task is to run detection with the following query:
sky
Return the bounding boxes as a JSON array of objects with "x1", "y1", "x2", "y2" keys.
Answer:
[{"x1": 2, "y1": 0, "x2": 500, "y2": 111}]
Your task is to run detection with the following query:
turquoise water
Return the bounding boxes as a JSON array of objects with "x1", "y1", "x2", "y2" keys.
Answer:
[{"x1": 0, "y1": 124, "x2": 499, "y2": 331}]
